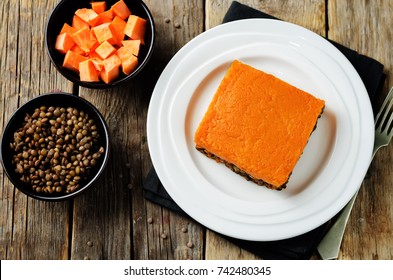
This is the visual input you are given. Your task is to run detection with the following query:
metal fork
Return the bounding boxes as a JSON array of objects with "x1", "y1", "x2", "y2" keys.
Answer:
[{"x1": 317, "y1": 86, "x2": 393, "y2": 260}]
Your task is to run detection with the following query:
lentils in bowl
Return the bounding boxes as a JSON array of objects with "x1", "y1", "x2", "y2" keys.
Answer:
[{"x1": 0, "y1": 93, "x2": 110, "y2": 201}]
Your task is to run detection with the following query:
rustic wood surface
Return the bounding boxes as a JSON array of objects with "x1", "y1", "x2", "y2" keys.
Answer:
[{"x1": 0, "y1": 0, "x2": 392, "y2": 260}]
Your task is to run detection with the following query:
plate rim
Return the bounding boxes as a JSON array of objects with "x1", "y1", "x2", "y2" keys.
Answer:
[{"x1": 147, "y1": 18, "x2": 374, "y2": 241}]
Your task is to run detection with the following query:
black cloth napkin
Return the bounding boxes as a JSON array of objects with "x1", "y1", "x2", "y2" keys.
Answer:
[{"x1": 144, "y1": 1, "x2": 385, "y2": 259}]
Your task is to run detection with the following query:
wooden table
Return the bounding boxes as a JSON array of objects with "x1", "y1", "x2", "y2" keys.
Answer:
[{"x1": 0, "y1": 0, "x2": 392, "y2": 260}]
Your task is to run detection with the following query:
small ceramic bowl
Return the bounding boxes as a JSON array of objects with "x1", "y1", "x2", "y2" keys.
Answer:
[
  {"x1": 45, "y1": 0, "x2": 155, "y2": 89},
  {"x1": 0, "y1": 93, "x2": 110, "y2": 201}
]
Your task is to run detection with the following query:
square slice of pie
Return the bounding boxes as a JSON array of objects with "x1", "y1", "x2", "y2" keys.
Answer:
[{"x1": 194, "y1": 60, "x2": 325, "y2": 190}]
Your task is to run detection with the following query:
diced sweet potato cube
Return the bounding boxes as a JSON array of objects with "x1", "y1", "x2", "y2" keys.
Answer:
[
  {"x1": 70, "y1": 44, "x2": 85, "y2": 55},
  {"x1": 55, "y1": 33, "x2": 75, "y2": 54},
  {"x1": 117, "y1": 46, "x2": 138, "y2": 75},
  {"x1": 72, "y1": 14, "x2": 90, "y2": 31},
  {"x1": 95, "y1": 9, "x2": 114, "y2": 25},
  {"x1": 121, "y1": 39, "x2": 141, "y2": 56},
  {"x1": 110, "y1": 16, "x2": 127, "y2": 46},
  {"x1": 63, "y1": 50, "x2": 88, "y2": 73},
  {"x1": 124, "y1": 15, "x2": 147, "y2": 44},
  {"x1": 91, "y1": 42, "x2": 101, "y2": 53},
  {"x1": 79, "y1": 59, "x2": 100, "y2": 82},
  {"x1": 116, "y1": 46, "x2": 132, "y2": 61},
  {"x1": 75, "y1": 8, "x2": 99, "y2": 27},
  {"x1": 95, "y1": 40, "x2": 117, "y2": 59},
  {"x1": 60, "y1": 23, "x2": 76, "y2": 36},
  {"x1": 88, "y1": 50, "x2": 101, "y2": 60},
  {"x1": 111, "y1": 0, "x2": 132, "y2": 20},
  {"x1": 91, "y1": 58, "x2": 104, "y2": 72},
  {"x1": 100, "y1": 67, "x2": 119, "y2": 84},
  {"x1": 121, "y1": 55, "x2": 138, "y2": 75},
  {"x1": 72, "y1": 27, "x2": 98, "y2": 53},
  {"x1": 100, "y1": 54, "x2": 121, "y2": 84},
  {"x1": 91, "y1": 1, "x2": 106, "y2": 14},
  {"x1": 92, "y1": 22, "x2": 118, "y2": 45},
  {"x1": 103, "y1": 53, "x2": 122, "y2": 69}
]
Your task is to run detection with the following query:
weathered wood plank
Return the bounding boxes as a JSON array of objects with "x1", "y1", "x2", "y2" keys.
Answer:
[
  {"x1": 135, "y1": 0, "x2": 205, "y2": 260},
  {"x1": 206, "y1": 230, "x2": 261, "y2": 260},
  {"x1": 2, "y1": 0, "x2": 392, "y2": 261},
  {"x1": 75, "y1": 0, "x2": 205, "y2": 260},
  {"x1": 328, "y1": 0, "x2": 393, "y2": 260},
  {"x1": 204, "y1": 0, "x2": 326, "y2": 260},
  {"x1": 0, "y1": 0, "x2": 72, "y2": 259},
  {"x1": 206, "y1": 0, "x2": 326, "y2": 35},
  {"x1": 70, "y1": 86, "x2": 132, "y2": 259},
  {"x1": 0, "y1": 0, "x2": 21, "y2": 259}
]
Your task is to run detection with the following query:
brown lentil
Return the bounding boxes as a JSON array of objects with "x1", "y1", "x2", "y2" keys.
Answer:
[{"x1": 10, "y1": 106, "x2": 105, "y2": 194}]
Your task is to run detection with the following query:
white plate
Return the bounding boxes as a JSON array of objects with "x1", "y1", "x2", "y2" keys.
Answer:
[{"x1": 147, "y1": 19, "x2": 374, "y2": 241}]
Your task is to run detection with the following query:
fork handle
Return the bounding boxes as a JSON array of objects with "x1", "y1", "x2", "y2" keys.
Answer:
[
  {"x1": 317, "y1": 146, "x2": 381, "y2": 260},
  {"x1": 317, "y1": 190, "x2": 358, "y2": 259}
]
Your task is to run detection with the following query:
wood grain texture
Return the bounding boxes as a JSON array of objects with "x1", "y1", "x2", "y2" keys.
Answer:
[
  {"x1": 205, "y1": 230, "x2": 261, "y2": 260},
  {"x1": 134, "y1": 0, "x2": 205, "y2": 260},
  {"x1": 0, "y1": 0, "x2": 72, "y2": 260},
  {"x1": 76, "y1": 0, "x2": 205, "y2": 260},
  {"x1": 0, "y1": 0, "x2": 21, "y2": 259},
  {"x1": 71, "y1": 86, "x2": 133, "y2": 260},
  {"x1": 204, "y1": 0, "x2": 326, "y2": 260},
  {"x1": 206, "y1": 0, "x2": 326, "y2": 35},
  {"x1": 328, "y1": 0, "x2": 393, "y2": 260},
  {"x1": 1, "y1": 0, "x2": 392, "y2": 261}
]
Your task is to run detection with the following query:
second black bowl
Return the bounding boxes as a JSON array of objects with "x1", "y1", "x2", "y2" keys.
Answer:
[{"x1": 0, "y1": 93, "x2": 110, "y2": 201}]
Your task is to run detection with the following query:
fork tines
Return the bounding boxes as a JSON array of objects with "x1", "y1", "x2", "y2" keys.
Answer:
[{"x1": 375, "y1": 87, "x2": 393, "y2": 135}]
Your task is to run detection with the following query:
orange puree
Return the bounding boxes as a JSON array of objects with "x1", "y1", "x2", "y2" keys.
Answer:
[{"x1": 194, "y1": 60, "x2": 325, "y2": 189}]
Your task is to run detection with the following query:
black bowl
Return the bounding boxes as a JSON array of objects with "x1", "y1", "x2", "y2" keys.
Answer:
[
  {"x1": 45, "y1": 0, "x2": 155, "y2": 89},
  {"x1": 0, "y1": 93, "x2": 110, "y2": 201}
]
